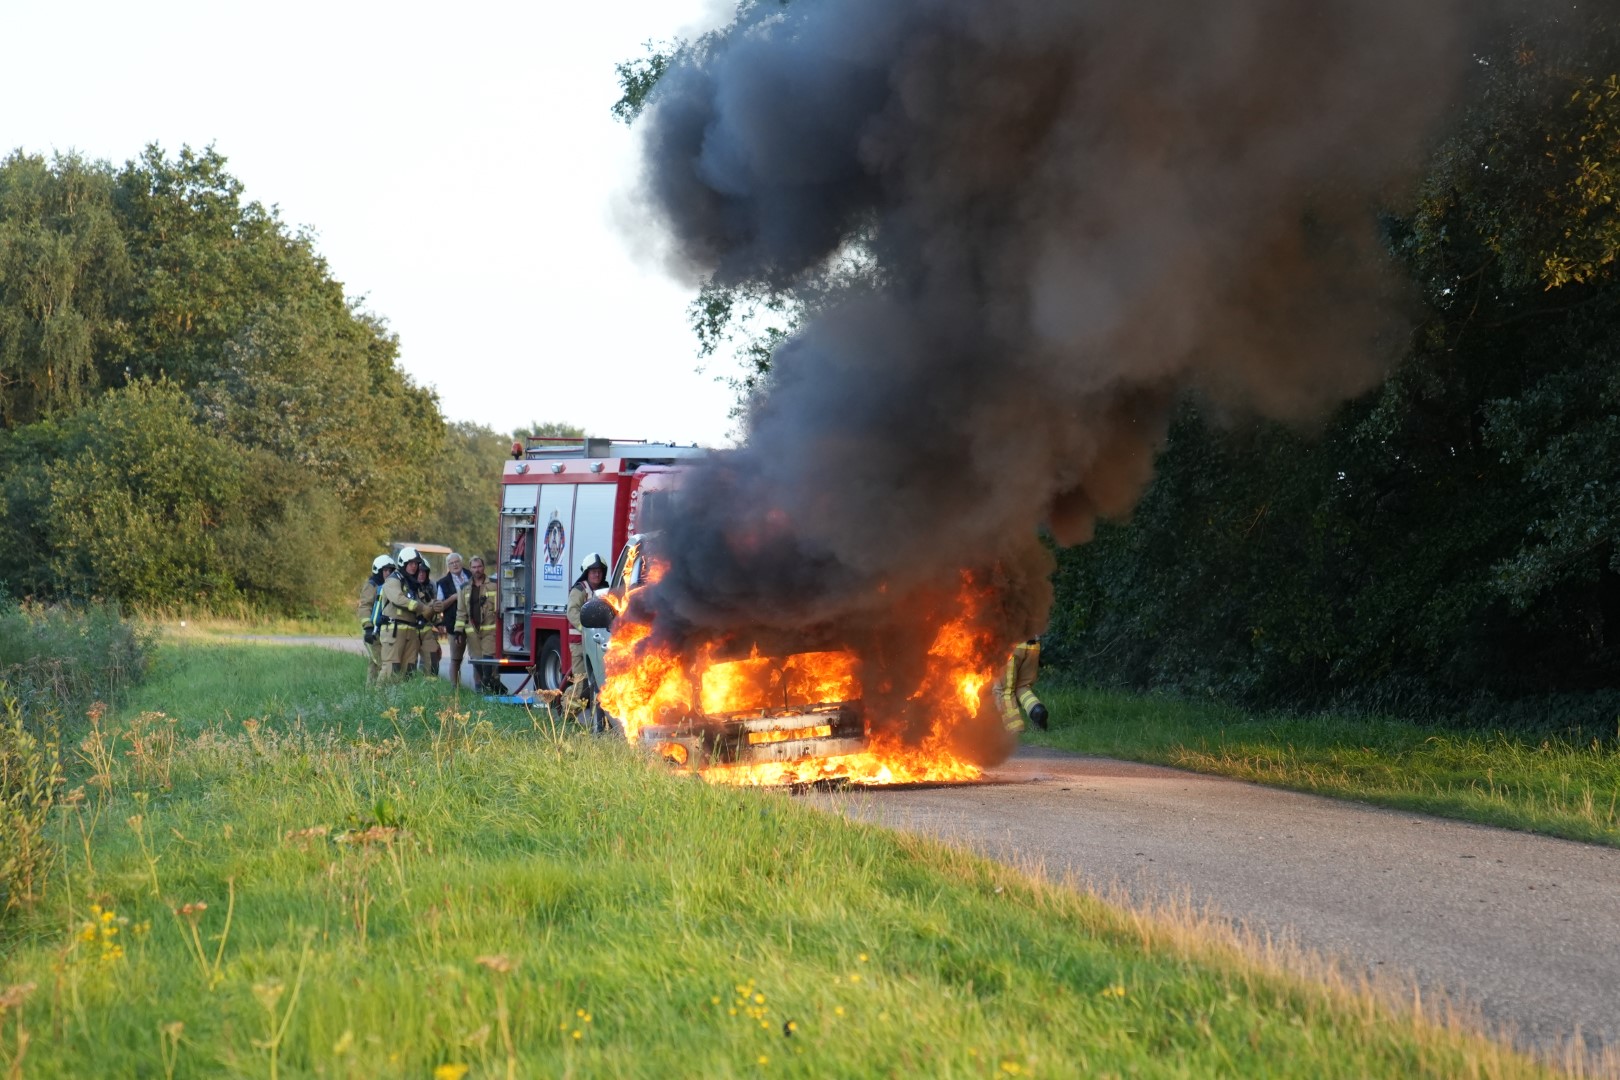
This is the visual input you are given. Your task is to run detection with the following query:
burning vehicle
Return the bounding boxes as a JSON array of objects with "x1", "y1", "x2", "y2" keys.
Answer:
[
  {"x1": 585, "y1": 529, "x2": 1001, "y2": 787},
  {"x1": 579, "y1": 534, "x2": 876, "y2": 780}
]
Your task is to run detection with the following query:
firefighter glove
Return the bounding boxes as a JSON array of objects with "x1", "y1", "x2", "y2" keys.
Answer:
[
  {"x1": 1029, "y1": 703, "x2": 1049, "y2": 730},
  {"x1": 363, "y1": 629, "x2": 378, "y2": 645}
]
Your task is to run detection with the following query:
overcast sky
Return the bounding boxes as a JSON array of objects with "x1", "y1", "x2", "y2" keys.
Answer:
[{"x1": 3, "y1": 0, "x2": 737, "y2": 445}]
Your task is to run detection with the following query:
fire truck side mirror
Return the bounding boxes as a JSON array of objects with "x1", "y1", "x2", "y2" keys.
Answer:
[{"x1": 579, "y1": 599, "x2": 616, "y2": 630}]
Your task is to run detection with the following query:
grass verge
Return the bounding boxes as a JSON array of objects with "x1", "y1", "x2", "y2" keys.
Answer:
[
  {"x1": 0, "y1": 645, "x2": 1557, "y2": 1078},
  {"x1": 1027, "y1": 684, "x2": 1620, "y2": 847}
]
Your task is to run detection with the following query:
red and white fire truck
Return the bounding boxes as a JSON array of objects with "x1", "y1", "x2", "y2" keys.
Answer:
[{"x1": 493, "y1": 437, "x2": 706, "y2": 692}]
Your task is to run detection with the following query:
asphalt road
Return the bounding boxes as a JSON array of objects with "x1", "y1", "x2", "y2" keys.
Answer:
[{"x1": 813, "y1": 747, "x2": 1620, "y2": 1054}]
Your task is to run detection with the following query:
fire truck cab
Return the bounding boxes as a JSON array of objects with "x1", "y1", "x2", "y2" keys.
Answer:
[{"x1": 495, "y1": 438, "x2": 705, "y2": 692}]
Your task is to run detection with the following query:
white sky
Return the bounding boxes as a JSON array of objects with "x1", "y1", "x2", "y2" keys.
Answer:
[{"x1": 2, "y1": 0, "x2": 738, "y2": 446}]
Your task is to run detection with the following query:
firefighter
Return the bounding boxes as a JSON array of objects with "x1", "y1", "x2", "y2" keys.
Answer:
[
  {"x1": 413, "y1": 560, "x2": 444, "y2": 677},
  {"x1": 996, "y1": 638, "x2": 1049, "y2": 733},
  {"x1": 377, "y1": 547, "x2": 443, "y2": 680},
  {"x1": 357, "y1": 553, "x2": 394, "y2": 686},
  {"x1": 566, "y1": 552, "x2": 609, "y2": 697},
  {"x1": 456, "y1": 555, "x2": 502, "y2": 693}
]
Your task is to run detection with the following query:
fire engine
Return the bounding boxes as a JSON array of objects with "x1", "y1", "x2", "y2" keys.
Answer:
[{"x1": 493, "y1": 437, "x2": 705, "y2": 692}]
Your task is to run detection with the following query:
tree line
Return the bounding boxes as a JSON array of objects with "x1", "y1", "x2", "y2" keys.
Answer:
[
  {"x1": 0, "y1": 145, "x2": 574, "y2": 613},
  {"x1": 1042, "y1": 25, "x2": 1620, "y2": 723}
]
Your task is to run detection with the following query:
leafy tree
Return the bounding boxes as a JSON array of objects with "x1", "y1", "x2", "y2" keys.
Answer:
[
  {"x1": 41, "y1": 380, "x2": 244, "y2": 606},
  {"x1": 611, "y1": 41, "x2": 680, "y2": 125},
  {"x1": 0, "y1": 145, "x2": 450, "y2": 613},
  {"x1": 513, "y1": 421, "x2": 587, "y2": 441},
  {"x1": 415, "y1": 422, "x2": 515, "y2": 565},
  {"x1": 0, "y1": 152, "x2": 131, "y2": 425}
]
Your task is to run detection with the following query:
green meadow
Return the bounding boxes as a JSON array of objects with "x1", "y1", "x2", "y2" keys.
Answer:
[{"x1": 0, "y1": 643, "x2": 1551, "y2": 1078}]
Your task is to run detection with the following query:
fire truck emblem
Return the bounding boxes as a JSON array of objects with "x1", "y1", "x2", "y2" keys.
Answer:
[{"x1": 542, "y1": 512, "x2": 566, "y2": 583}]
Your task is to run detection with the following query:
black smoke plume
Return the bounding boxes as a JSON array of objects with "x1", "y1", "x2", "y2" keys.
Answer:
[{"x1": 629, "y1": 0, "x2": 1497, "y2": 755}]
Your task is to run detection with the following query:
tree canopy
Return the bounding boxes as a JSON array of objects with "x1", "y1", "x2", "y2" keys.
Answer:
[{"x1": 0, "y1": 146, "x2": 455, "y2": 611}]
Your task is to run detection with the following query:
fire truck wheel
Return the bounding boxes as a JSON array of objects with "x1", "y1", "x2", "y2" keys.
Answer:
[{"x1": 536, "y1": 637, "x2": 564, "y2": 691}]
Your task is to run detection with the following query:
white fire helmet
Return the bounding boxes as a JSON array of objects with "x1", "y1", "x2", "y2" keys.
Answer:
[
  {"x1": 579, "y1": 552, "x2": 608, "y2": 576},
  {"x1": 397, "y1": 546, "x2": 421, "y2": 566},
  {"x1": 371, "y1": 554, "x2": 395, "y2": 573}
]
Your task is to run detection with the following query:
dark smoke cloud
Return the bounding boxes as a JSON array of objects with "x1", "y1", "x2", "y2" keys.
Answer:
[{"x1": 630, "y1": 0, "x2": 1497, "y2": 750}]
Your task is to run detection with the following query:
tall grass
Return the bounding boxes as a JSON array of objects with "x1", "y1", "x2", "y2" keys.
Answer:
[
  {"x1": 0, "y1": 644, "x2": 1563, "y2": 1078},
  {"x1": 0, "y1": 601, "x2": 152, "y2": 718},
  {"x1": 0, "y1": 603, "x2": 151, "y2": 923},
  {"x1": 1030, "y1": 684, "x2": 1620, "y2": 846}
]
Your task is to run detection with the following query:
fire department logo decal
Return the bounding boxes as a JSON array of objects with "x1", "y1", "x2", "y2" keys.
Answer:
[{"x1": 542, "y1": 512, "x2": 566, "y2": 583}]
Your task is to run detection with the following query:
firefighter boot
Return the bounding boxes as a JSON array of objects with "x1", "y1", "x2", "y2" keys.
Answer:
[{"x1": 1017, "y1": 687, "x2": 1047, "y2": 730}]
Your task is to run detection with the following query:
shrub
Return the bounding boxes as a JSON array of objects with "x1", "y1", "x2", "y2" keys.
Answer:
[{"x1": 0, "y1": 601, "x2": 152, "y2": 720}]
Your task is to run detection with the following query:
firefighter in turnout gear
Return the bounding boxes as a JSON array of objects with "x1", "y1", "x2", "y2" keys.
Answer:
[
  {"x1": 456, "y1": 556, "x2": 501, "y2": 693},
  {"x1": 565, "y1": 552, "x2": 609, "y2": 708},
  {"x1": 377, "y1": 547, "x2": 446, "y2": 680},
  {"x1": 413, "y1": 560, "x2": 443, "y2": 677},
  {"x1": 357, "y1": 553, "x2": 394, "y2": 685},
  {"x1": 997, "y1": 638, "x2": 1048, "y2": 733}
]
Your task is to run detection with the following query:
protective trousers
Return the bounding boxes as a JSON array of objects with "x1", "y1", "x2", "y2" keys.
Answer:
[
  {"x1": 996, "y1": 642, "x2": 1044, "y2": 732},
  {"x1": 466, "y1": 627, "x2": 499, "y2": 692},
  {"x1": 418, "y1": 626, "x2": 442, "y2": 678},
  {"x1": 447, "y1": 631, "x2": 467, "y2": 686},
  {"x1": 380, "y1": 623, "x2": 421, "y2": 680},
  {"x1": 363, "y1": 639, "x2": 383, "y2": 686}
]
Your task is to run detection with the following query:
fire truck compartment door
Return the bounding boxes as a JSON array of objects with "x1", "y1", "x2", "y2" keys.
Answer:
[
  {"x1": 570, "y1": 484, "x2": 617, "y2": 600},
  {"x1": 533, "y1": 484, "x2": 577, "y2": 611},
  {"x1": 502, "y1": 483, "x2": 540, "y2": 515},
  {"x1": 532, "y1": 482, "x2": 618, "y2": 612}
]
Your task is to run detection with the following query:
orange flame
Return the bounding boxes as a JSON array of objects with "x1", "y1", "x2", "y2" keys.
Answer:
[{"x1": 601, "y1": 572, "x2": 1003, "y2": 786}]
